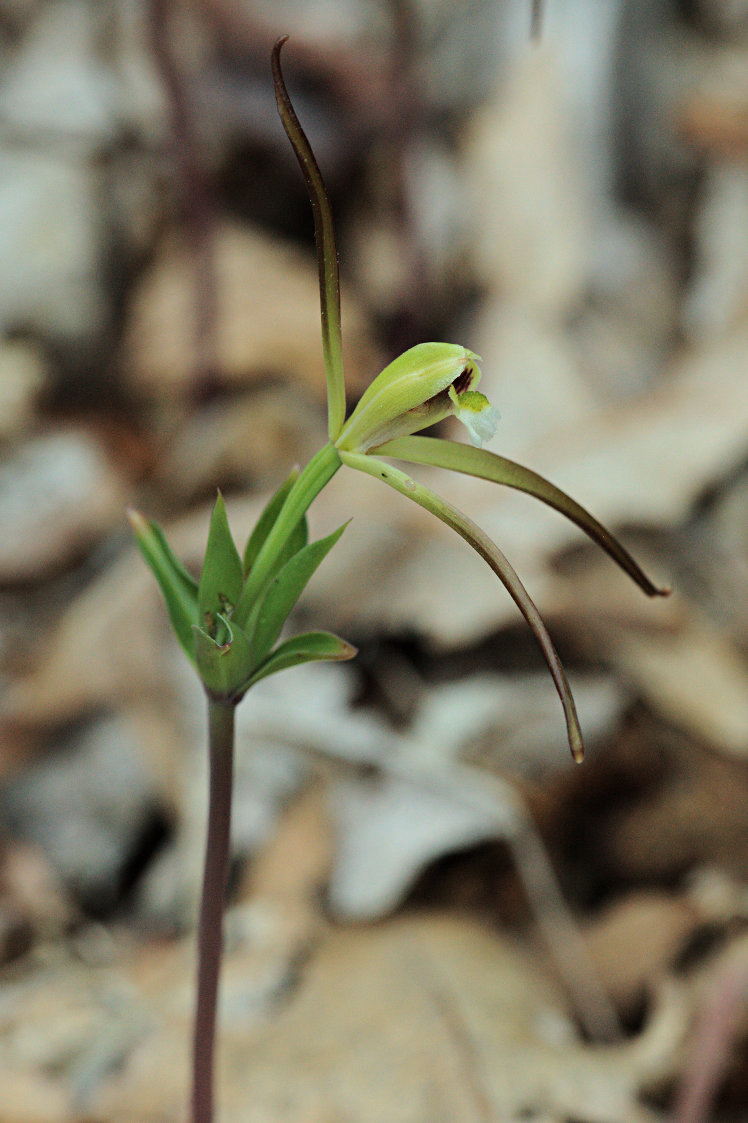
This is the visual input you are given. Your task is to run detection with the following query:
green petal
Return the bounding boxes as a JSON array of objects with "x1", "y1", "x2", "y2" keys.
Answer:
[
  {"x1": 248, "y1": 522, "x2": 349, "y2": 665},
  {"x1": 336, "y1": 344, "x2": 481, "y2": 454},
  {"x1": 128, "y1": 509, "x2": 198, "y2": 663},
  {"x1": 272, "y1": 37, "x2": 346, "y2": 440},
  {"x1": 373, "y1": 435, "x2": 669, "y2": 598},
  {"x1": 193, "y1": 616, "x2": 255, "y2": 701},
  {"x1": 198, "y1": 493, "x2": 245, "y2": 623},
  {"x1": 339, "y1": 450, "x2": 585, "y2": 763},
  {"x1": 243, "y1": 630, "x2": 357, "y2": 688}
]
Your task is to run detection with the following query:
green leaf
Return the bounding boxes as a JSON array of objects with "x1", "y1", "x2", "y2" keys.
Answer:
[
  {"x1": 339, "y1": 450, "x2": 585, "y2": 763},
  {"x1": 234, "y1": 443, "x2": 342, "y2": 626},
  {"x1": 248, "y1": 521, "x2": 349, "y2": 665},
  {"x1": 244, "y1": 468, "x2": 299, "y2": 575},
  {"x1": 243, "y1": 630, "x2": 357, "y2": 688},
  {"x1": 128, "y1": 509, "x2": 198, "y2": 663},
  {"x1": 374, "y1": 435, "x2": 669, "y2": 598},
  {"x1": 198, "y1": 493, "x2": 245, "y2": 624},
  {"x1": 274, "y1": 516, "x2": 309, "y2": 576},
  {"x1": 272, "y1": 37, "x2": 346, "y2": 441},
  {"x1": 243, "y1": 469, "x2": 310, "y2": 588},
  {"x1": 193, "y1": 616, "x2": 255, "y2": 700}
]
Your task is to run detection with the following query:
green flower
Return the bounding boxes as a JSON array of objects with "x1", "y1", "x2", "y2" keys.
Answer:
[
  {"x1": 272, "y1": 36, "x2": 668, "y2": 762},
  {"x1": 335, "y1": 343, "x2": 487, "y2": 452}
]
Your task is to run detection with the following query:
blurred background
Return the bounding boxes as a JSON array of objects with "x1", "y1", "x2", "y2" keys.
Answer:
[{"x1": 1, "y1": 1, "x2": 748, "y2": 1120}]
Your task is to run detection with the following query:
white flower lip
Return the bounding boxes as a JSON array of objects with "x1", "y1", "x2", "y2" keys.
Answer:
[{"x1": 448, "y1": 387, "x2": 500, "y2": 448}]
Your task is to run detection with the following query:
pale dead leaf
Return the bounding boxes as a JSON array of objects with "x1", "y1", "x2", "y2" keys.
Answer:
[
  {"x1": 0, "y1": 430, "x2": 126, "y2": 584},
  {"x1": 328, "y1": 773, "x2": 515, "y2": 921},
  {"x1": 610, "y1": 608, "x2": 748, "y2": 757},
  {"x1": 464, "y1": 50, "x2": 589, "y2": 315},
  {"x1": 124, "y1": 222, "x2": 378, "y2": 399},
  {"x1": 584, "y1": 891, "x2": 700, "y2": 1015},
  {"x1": 98, "y1": 914, "x2": 684, "y2": 1123}
]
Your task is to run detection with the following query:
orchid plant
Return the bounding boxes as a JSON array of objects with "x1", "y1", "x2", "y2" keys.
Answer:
[{"x1": 130, "y1": 34, "x2": 667, "y2": 1123}]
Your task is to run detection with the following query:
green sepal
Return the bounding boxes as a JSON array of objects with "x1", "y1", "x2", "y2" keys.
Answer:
[
  {"x1": 243, "y1": 630, "x2": 357, "y2": 688},
  {"x1": 192, "y1": 615, "x2": 255, "y2": 701},
  {"x1": 374, "y1": 436, "x2": 669, "y2": 598},
  {"x1": 245, "y1": 521, "x2": 349, "y2": 663},
  {"x1": 128, "y1": 509, "x2": 198, "y2": 663},
  {"x1": 198, "y1": 493, "x2": 245, "y2": 624},
  {"x1": 339, "y1": 449, "x2": 585, "y2": 763}
]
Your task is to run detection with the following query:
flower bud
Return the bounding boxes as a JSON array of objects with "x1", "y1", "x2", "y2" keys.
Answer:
[{"x1": 335, "y1": 343, "x2": 495, "y2": 452}]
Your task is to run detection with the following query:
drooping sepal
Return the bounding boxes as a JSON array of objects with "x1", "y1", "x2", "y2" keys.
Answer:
[
  {"x1": 373, "y1": 435, "x2": 669, "y2": 598},
  {"x1": 128, "y1": 508, "x2": 199, "y2": 663},
  {"x1": 339, "y1": 450, "x2": 585, "y2": 762}
]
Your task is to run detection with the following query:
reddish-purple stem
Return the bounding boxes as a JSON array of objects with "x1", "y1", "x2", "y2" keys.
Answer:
[
  {"x1": 191, "y1": 699, "x2": 235, "y2": 1123},
  {"x1": 670, "y1": 959, "x2": 748, "y2": 1123}
]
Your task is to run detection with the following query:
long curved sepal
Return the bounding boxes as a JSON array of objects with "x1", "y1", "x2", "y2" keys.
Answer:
[
  {"x1": 339, "y1": 450, "x2": 585, "y2": 762},
  {"x1": 373, "y1": 435, "x2": 669, "y2": 598},
  {"x1": 272, "y1": 36, "x2": 346, "y2": 440}
]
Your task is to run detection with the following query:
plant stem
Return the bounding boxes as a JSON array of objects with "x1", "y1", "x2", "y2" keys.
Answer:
[{"x1": 191, "y1": 697, "x2": 236, "y2": 1123}]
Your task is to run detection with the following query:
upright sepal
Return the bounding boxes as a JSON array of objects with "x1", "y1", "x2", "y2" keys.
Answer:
[
  {"x1": 198, "y1": 493, "x2": 245, "y2": 625},
  {"x1": 272, "y1": 37, "x2": 346, "y2": 440},
  {"x1": 128, "y1": 508, "x2": 198, "y2": 663}
]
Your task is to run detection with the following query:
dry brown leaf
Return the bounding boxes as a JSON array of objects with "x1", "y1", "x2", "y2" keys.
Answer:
[
  {"x1": 584, "y1": 891, "x2": 700, "y2": 1016},
  {"x1": 609, "y1": 608, "x2": 748, "y2": 758},
  {"x1": 88, "y1": 914, "x2": 684, "y2": 1123},
  {"x1": 124, "y1": 222, "x2": 379, "y2": 399},
  {"x1": 0, "y1": 429, "x2": 126, "y2": 584}
]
